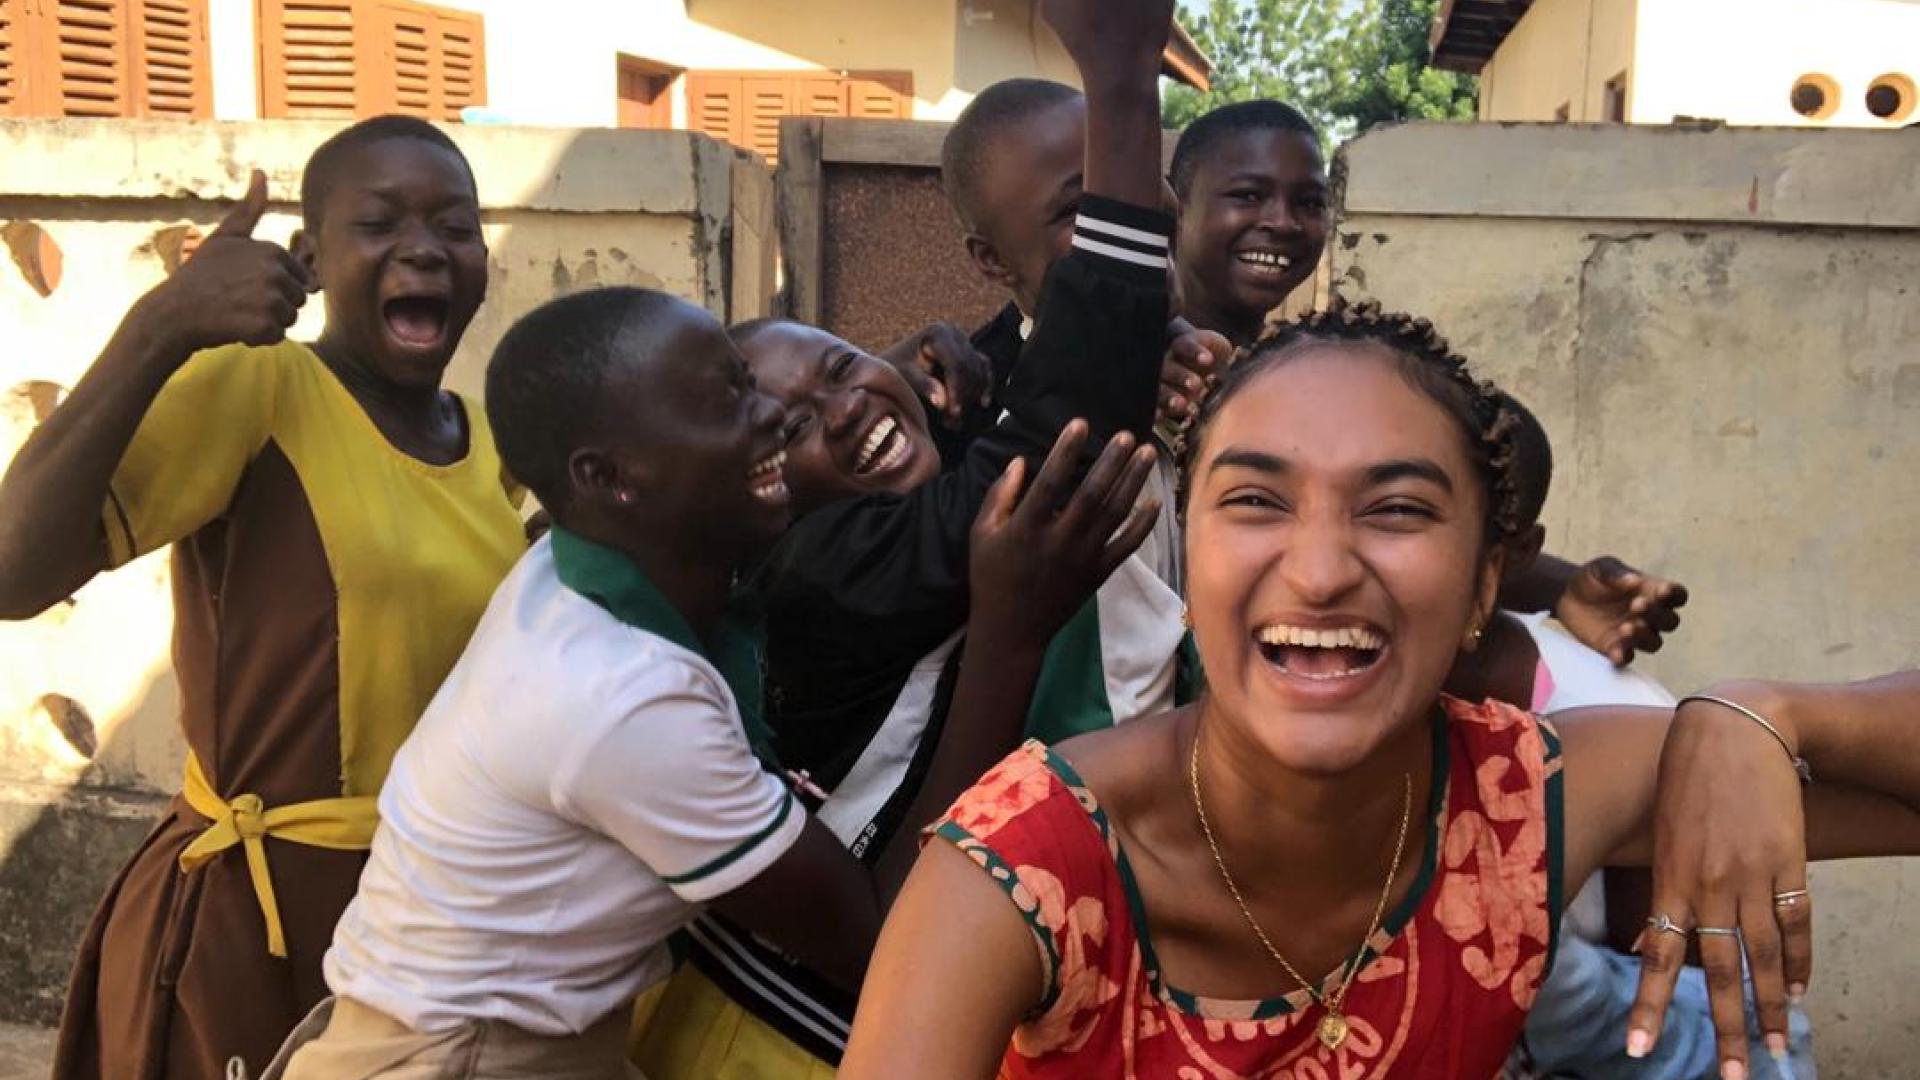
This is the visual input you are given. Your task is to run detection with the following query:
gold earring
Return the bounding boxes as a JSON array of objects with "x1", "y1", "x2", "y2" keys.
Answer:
[
  {"x1": 1465, "y1": 621, "x2": 1484, "y2": 650},
  {"x1": 1180, "y1": 607, "x2": 1192, "y2": 630}
]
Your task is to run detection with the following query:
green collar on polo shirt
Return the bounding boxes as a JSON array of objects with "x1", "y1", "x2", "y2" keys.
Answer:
[{"x1": 549, "y1": 525, "x2": 779, "y2": 767}]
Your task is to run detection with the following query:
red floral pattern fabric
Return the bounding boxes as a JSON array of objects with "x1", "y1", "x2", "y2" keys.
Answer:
[{"x1": 931, "y1": 697, "x2": 1563, "y2": 1079}]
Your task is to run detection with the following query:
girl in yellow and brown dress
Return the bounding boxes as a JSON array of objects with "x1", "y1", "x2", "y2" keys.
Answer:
[{"x1": 0, "y1": 117, "x2": 525, "y2": 1080}]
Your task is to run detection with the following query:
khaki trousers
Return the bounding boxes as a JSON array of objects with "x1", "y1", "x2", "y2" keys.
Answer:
[{"x1": 265, "y1": 996, "x2": 643, "y2": 1080}]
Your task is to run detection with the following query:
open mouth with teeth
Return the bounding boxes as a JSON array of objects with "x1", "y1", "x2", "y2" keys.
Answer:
[
  {"x1": 748, "y1": 449, "x2": 789, "y2": 506},
  {"x1": 1234, "y1": 249, "x2": 1295, "y2": 281},
  {"x1": 383, "y1": 295, "x2": 451, "y2": 351},
  {"x1": 853, "y1": 414, "x2": 911, "y2": 477},
  {"x1": 1255, "y1": 623, "x2": 1387, "y2": 681}
]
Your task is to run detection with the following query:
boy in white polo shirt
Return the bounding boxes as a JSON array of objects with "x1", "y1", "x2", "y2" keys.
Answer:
[{"x1": 268, "y1": 286, "x2": 1160, "y2": 1078}]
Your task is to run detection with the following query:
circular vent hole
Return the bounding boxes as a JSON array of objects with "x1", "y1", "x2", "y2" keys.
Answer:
[
  {"x1": 1866, "y1": 74, "x2": 1915, "y2": 123},
  {"x1": 1790, "y1": 74, "x2": 1840, "y2": 120}
]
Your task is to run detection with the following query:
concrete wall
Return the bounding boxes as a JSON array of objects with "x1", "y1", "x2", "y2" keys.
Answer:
[
  {"x1": 1334, "y1": 121, "x2": 1920, "y2": 1076},
  {"x1": 1479, "y1": 0, "x2": 1637, "y2": 123},
  {"x1": 0, "y1": 118, "x2": 772, "y2": 1024}
]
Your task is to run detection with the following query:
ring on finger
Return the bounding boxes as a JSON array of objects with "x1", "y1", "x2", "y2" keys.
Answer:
[
  {"x1": 1646, "y1": 913, "x2": 1690, "y2": 937},
  {"x1": 1694, "y1": 926, "x2": 1740, "y2": 937},
  {"x1": 1773, "y1": 889, "x2": 1809, "y2": 907}
]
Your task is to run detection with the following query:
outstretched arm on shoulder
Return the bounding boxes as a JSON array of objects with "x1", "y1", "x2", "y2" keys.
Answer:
[
  {"x1": 1555, "y1": 671, "x2": 1920, "y2": 1076},
  {"x1": 839, "y1": 837, "x2": 1040, "y2": 1080}
]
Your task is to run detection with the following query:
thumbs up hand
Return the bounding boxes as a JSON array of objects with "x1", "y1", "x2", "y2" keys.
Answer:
[{"x1": 144, "y1": 170, "x2": 317, "y2": 356}]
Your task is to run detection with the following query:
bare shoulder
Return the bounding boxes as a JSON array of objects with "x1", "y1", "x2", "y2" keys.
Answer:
[
  {"x1": 1547, "y1": 704, "x2": 1673, "y2": 891},
  {"x1": 1052, "y1": 706, "x2": 1191, "y2": 823}
]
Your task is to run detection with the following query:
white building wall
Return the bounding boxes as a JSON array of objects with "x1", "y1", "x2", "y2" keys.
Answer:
[
  {"x1": 1631, "y1": 0, "x2": 1920, "y2": 127},
  {"x1": 193, "y1": 0, "x2": 1081, "y2": 129},
  {"x1": 206, "y1": 0, "x2": 259, "y2": 120}
]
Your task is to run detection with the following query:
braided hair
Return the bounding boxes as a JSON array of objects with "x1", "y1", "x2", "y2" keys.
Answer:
[{"x1": 1179, "y1": 299, "x2": 1525, "y2": 546}]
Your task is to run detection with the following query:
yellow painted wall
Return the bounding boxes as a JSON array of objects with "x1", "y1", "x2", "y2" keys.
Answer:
[
  {"x1": 682, "y1": 0, "x2": 960, "y2": 118},
  {"x1": 1478, "y1": 0, "x2": 1637, "y2": 123},
  {"x1": 950, "y1": 0, "x2": 1081, "y2": 112},
  {"x1": 1631, "y1": 0, "x2": 1920, "y2": 127}
]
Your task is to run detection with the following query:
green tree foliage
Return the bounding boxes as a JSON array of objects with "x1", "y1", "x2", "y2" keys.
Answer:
[
  {"x1": 1327, "y1": 0, "x2": 1479, "y2": 129},
  {"x1": 1160, "y1": 0, "x2": 1358, "y2": 135},
  {"x1": 1163, "y1": 0, "x2": 1477, "y2": 142}
]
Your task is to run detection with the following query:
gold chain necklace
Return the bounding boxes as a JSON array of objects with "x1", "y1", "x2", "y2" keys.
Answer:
[{"x1": 1188, "y1": 728, "x2": 1412, "y2": 1052}]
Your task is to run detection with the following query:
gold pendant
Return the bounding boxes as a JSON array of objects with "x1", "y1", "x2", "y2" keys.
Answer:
[{"x1": 1316, "y1": 1011, "x2": 1349, "y2": 1051}]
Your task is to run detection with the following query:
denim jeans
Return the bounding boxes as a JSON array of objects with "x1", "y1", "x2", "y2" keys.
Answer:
[{"x1": 1522, "y1": 932, "x2": 1816, "y2": 1079}]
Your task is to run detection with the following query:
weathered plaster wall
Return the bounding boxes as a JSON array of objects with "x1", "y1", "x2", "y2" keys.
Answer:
[
  {"x1": 1335, "y1": 121, "x2": 1920, "y2": 1076},
  {"x1": 0, "y1": 118, "x2": 772, "y2": 1024}
]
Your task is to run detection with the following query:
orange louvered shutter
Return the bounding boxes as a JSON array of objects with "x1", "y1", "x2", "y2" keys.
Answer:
[
  {"x1": 846, "y1": 71, "x2": 911, "y2": 118},
  {"x1": 259, "y1": 0, "x2": 482, "y2": 120},
  {"x1": 132, "y1": 0, "x2": 209, "y2": 117},
  {"x1": 685, "y1": 71, "x2": 743, "y2": 148},
  {"x1": 433, "y1": 4, "x2": 480, "y2": 120},
  {"x1": 0, "y1": 0, "x2": 22, "y2": 116},
  {"x1": 258, "y1": 0, "x2": 362, "y2": 118},
  {"x1": 681, "y1": 69, "x2": 914, "y2": 160},
  {"x1": 48, "y1": 0, "x2": 131, "y2": 117},
  {"x1": 742, "y1": 75, "x2": 791, "y2": 161},
  {"x1": 370, "y1": 0, "x2": 432, "y2": 115},
  {"x1": 1, "y1": 0, "x2": 207, "y2": 117},
  {"x1": 792, "y1": 74, "x2": 845, "y2": 118}
]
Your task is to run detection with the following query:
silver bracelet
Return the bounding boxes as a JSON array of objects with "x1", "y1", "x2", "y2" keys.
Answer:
[{"x1": 1677, "y1": 693, "x2": 1812, "y2": 784}]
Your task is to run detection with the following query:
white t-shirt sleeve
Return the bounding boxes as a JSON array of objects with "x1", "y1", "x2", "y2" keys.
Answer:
[
  {"x1": 554, "y1": 659, "x2": 805, "y2": 902},
  {"x1": 1517, "y1": 610, "x2": 1677, "y2": 712}
]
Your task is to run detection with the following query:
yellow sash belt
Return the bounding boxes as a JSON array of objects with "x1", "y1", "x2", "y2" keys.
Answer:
[{"x1": 176, "y1": 751, "x2": 379, "y2": 957}]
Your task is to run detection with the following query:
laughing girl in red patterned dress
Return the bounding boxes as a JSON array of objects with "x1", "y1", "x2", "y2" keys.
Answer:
[{"x1": 838, "y1": 295, "x2": 1920, "y2": 1080}]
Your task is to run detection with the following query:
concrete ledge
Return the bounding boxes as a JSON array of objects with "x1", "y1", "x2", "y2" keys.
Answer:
[
  {"x1": 0, "y1": 782, "x2": 167, "y2": 1026},
  {"x1": 1337, "y1": 122, "x2": 1920, "y2": 230},
  {"x1": 0, "y1": 120, "x2": 739, "y2": 215}
]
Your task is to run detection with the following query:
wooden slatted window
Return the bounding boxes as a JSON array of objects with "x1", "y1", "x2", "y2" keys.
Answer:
[
  {"x1": 53, "y1": 0, "x2": 131, "y2": 118},
  {"x1": 792, "y1": 75, "x2": 846, "y2": 119},
  {"x1": 433, "y1": 5, "x2": 478, "y2": 119},
  {"x1": 373, "y1": 1, "x2": 433, "y2": 115},
  {"x1": 687, "y1": 73, "x2": 742, "y2": 147},
  {"x1": 257, "y1": 0, "x2": 483, "y2": 120},
  {"x1": 846, "y1": 72, "x2": 912, "y2": 120},
  {"x1": 0, "y1": 0, "x2": 22, "y2": 116},
  {"x1": 258, "y1": 0, "x2": 360, "y2": 118},
  {"x1": 3, "y1": 0, "x2": 209, "y2": 117},
  {"x1": 684, "y1": 70, "x2": 911, "y2": 163},
  {"x1": 741, "y1": 76, "x2": 791, "y2": 161},
  {"x1": 134, "y1": 0, "x2": 210, "y2": 117}
]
